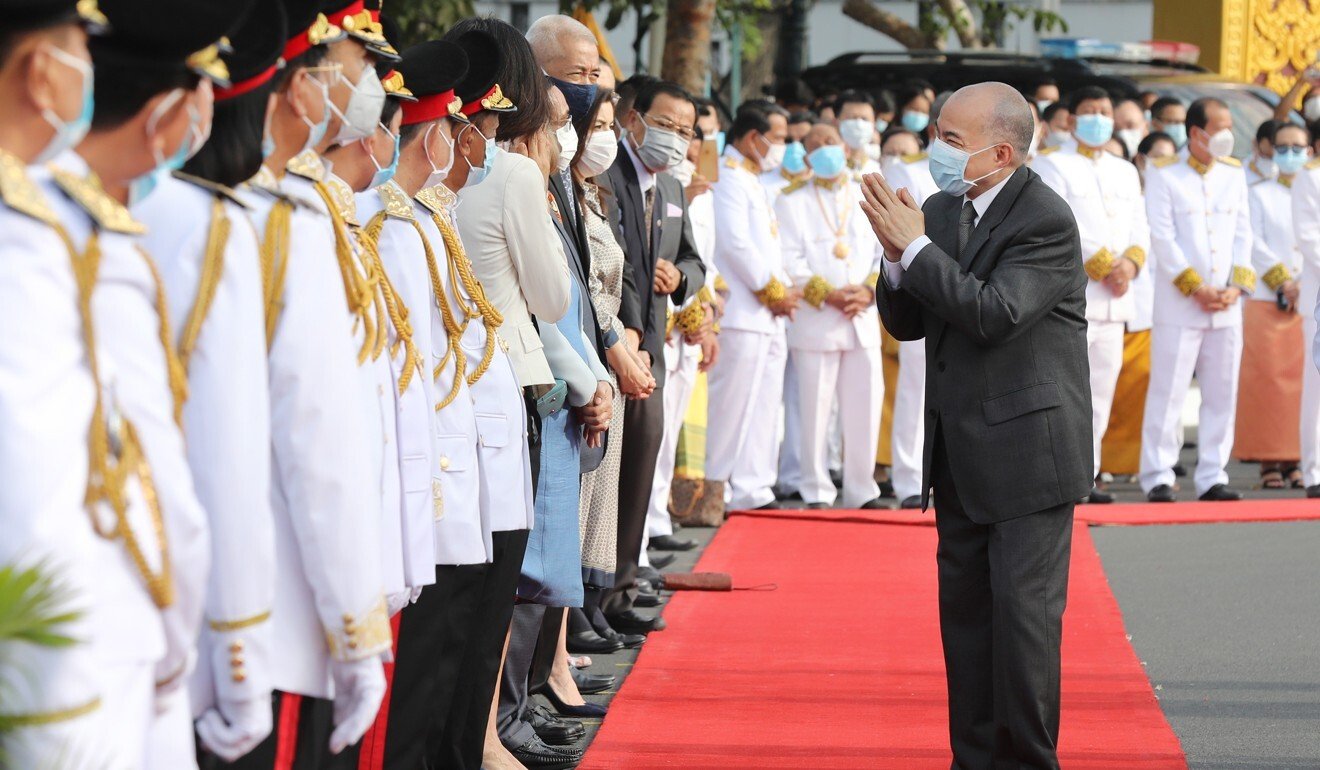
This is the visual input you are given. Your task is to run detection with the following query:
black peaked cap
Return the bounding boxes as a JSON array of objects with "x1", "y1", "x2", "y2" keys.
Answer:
[
  {"x1": 4, "y1": 0, "x2": 108, "y2": 33},
  {"x1": 92, "y1": 0, "x2": 248, "y2": 79},
  {"x1": 224, "y1": 0, "x2": 288, "y2": 87}
]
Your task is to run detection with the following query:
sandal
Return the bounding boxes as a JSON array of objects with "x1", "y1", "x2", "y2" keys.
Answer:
[
  {"x1": 1260, "y1": 468, "x2": 1286, "y2": 490},
  {"x1": 1285, "y1": 467, "x2": 1305, "y2": 489}
]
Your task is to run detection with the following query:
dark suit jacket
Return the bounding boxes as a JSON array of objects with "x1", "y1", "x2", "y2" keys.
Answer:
[
  {"x1": 876, "y1": 166, "x2": 1093, "y2": 523},
  {"x1": 597, "y1": 143, "x2": 706, "y2": 383},
  {"x1": 549, "y1": 171, "x2": 607, "y2": 364}
]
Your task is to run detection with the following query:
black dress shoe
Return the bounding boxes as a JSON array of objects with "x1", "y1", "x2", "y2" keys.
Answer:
[
  {"x1": 648, "y1": 552, "x2": 676, "y2": 569},
  {"x1": 542, "y1": 687, "x2": 608, "y2": 718},
  {"x1": 566, "y1": 630, "x2": 622, "y2": 655},
  {"x1": 527, "y1": 704, "x2": 584, "y2": 746},
  {"x1": 606, "y1": 609, "x2": 666, "y2": 634},
  {"x1": 1308, "y1": 484, "x2": 1320, "y2": 499},
  {"x1": 900, "y1": 495, "x2": 923, "y2": 509},
  {"x1": 859, "y1": 497, "x2": 890, "y2": 510},
  {"x1": 599, "y1": 626, "x2": 645, "y2": 649},
  {"x1": 1173, "y1": 463, "x2": 1187, "y2": 478},
  {"x1": 649, "y1": 534, "x2": 698, "y2": 551},
  {"x1": 878, "y1": 479, "x2": 896, "y2": 498},
  {"x1": 1147, "y1": 484, "x2": 1176, "y2": 503},
  {"x1": 634, "y1": 591, "x2": 662, "y2": 608},
  {"x1": 636, "y1": 565, "x2": 662, "y2": 585},
  {"x1": 570, "y1": 668, "x2": 616, "y2": 694},
  {"x1": 1085, "y1": 486, "x2": 1115, "y2": 504},
  {"x1": 754, "y1": 500, "x2": 782, "y2": 510},
  {"x1": 1199, "y1": 484, "x2": 1243, "y2": 502},
  {"x1": 774, "y1": 489, "x2": 802, "y2": 502},
  {"x1": 508, "y1": 736, "x2": 578, "y2": 769},
  {"x1": 805, "y1": 502, "x2": 829, "y2": 509}
]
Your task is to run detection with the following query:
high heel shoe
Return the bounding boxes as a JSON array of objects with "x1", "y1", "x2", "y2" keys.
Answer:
[{"x1": 542, "y1": 685, "x2": 608, "y2": 718}]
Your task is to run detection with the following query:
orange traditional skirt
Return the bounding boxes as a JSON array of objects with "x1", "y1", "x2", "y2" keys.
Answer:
[
  {"x1": 877, "y1": 325, "x2": 900, "y2": 466},
  {"x1": 1234, "y1": 299, "x2": 1304, "y2": 461},
  {"x1": 1100, "y1": 329, "x2": 1151, "y2": 475}
]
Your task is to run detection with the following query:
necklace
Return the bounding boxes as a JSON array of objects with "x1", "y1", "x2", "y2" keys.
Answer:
[{"x1": 812, "y1": 182, "x2": 853, "y2": 259}]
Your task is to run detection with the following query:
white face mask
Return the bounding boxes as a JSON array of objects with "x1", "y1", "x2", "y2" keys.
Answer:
[
  {"x1": 1045, "y1": 130, "x2": 1071, "y2": 148},
  {"x1": 576, "y1": 128, "x2": 618, "y2": 178},
  {"x1": 330, "y1": 66, "x2": 386, "y2": 144},
  {"x1": 1306, "y1": 98, "x2": 1320, "y2": 124},
  {"x1": 1116, "y1": 128, "x2": 1144, "y2": 158},
  {"x1": 758, "y1": 134, "x2": 785, "y2": 172},
  {"x1": 423, "y1": 121, "x2": 456, "y2": 189},
  {"x1": 671, "y1": 158, "x2": 696, "y2": 187},
  {"x1": 554, "y1": 120, "x2": 578, "y2": 174},
  {"x1": 839, "y1": 118, "x2": 873, "y2": 150},
  {"x1": 1205, "y1": 128, "x2": 1235, "y2": 158}
]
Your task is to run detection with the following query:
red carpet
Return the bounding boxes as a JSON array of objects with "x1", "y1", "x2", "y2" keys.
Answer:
[{"x1": 580, "y1": 515, "x2": 1185, "y2": 769}]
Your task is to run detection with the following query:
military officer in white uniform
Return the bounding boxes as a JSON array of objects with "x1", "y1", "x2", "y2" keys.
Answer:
[
  {"x1": 708, "y1": 105, "x2": 800, "y2": 510},
  {"x1": 1140, "y1": 97, "x2": 1255, "y2": 502},
  {"x1": 1033, "y1": 86, "x2": 1149, "y2": 504},
  {"x1": 778, "y1": 124, "x2": 884, "y2": 509},
  {"x1": 1290, "y1": 141, "x2": 1320, "y2": 498},
  {"x1": 835, "y1": 90, "x2": 883, "y2": 181}
]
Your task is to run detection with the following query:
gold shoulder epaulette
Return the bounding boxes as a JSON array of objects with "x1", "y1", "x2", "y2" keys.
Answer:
[
  {"x1": 286, "y1": 149, "x2": 327, "y2": 182},
  {"x1": 50, "y1": 167, "x2": 146, "y2": 235},
  {"x1": 0, "y1": 149, "x2": 57, "y2": 225},
  {"x1": 781, "y1": 179, "x2": 808, "y2": 195},
  {"x1": 324, "y1": 177, "x2": 359, "y2": 227},
  {"x1": 1151, "y1": 155, "x2": 1178, "y2": 168},
  {"x1": 1218, "y1": 156, "x2": 1242, "y2": 168},
  {"x1": 723, "y1": 157, "x2": 739, "y2": 170},
  {"x1": 1037, "y1": 145, "x2": 1060, "y2": 156},
  {"x1": 172, "y1": 171, "x2": 249, "y2": 210},
  {"x1": 378, "y1": 181, "x2": 414, "y2": 220},
  {"x1": 901, "y1": 151, "x2": 927, "y2": 164},
  {"x1": 1307, "y1": 156, "x2": 1320, "y2": 170},
  {"x1": 415, "y1": 184, "x2": 455, "y2": 218}
]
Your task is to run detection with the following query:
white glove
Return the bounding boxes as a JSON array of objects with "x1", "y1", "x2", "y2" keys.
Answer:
[
  {"x1": 196, "y1": 696, "x2": 274, "y2": 762},
  {"x1": 386, "y1": 587, "x2": 426, "y2": 618},
  {"x1": 328, "y1": 657, "x2": 386, "y2": 754},
  {"x1": 153, "y1": 649, "x2": 195, "y2": 714}
]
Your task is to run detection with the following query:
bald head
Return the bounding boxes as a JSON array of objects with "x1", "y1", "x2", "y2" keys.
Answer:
[
  {"x1": 941, "y1": 82, "x2": 1035, "y2": 164},
  {"x1": 803, "y1": 122, "x2": 841, "y2": 152},
  {"x1": 527, "y1": 15, "x2": 600, "y2": 84}
]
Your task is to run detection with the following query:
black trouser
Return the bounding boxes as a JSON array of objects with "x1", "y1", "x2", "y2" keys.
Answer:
[
  {"x1": 203, "y1": 692, "x2": 332, "y2": 770},
  {"x1": 931, "y1": 432, "x2": 1073, "y2": 770},
  {"x1": 601, "y1": 387, "x2": 665, "y2": 617}
]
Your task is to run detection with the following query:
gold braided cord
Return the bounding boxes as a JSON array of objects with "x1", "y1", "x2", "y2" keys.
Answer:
[
  {"x1": 312, "y1": 181, "x2": 378, "y2": 365},
  {"x1": 0, "y1": 696, "x2": 101, "y2": 727},
  {"x1": 429, "y1": 211, "x2": 502, "y2": 386},
  {"x1": 411, "y1": 217, "x2": 467, "y2": 411},
  {"x1": 137, "y1": 246, "x2": 189, "y2": 427},
  {"x1": 260, "y1": 200, "x2": 293, "y2": 349},
  {"x1": 358, "y1": 212, "x2": 422, "y2": 394},
  {"x1": 177, "y1": 197, "x2": 230, "y2": 379}
]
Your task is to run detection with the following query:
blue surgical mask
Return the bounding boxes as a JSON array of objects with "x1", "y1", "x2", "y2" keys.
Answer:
[
  {"x1": 301, "y1": 76, "x2": 332, "y2": 154},
  {"x1": 1275, "y1": 147, "x2": 1308, "y2": 175},
  {"x1": 839, "y1": 118, "x2": 873, "y2": 150},
  {"x1": 1074, "y1": 114, "x2": 1114, "y2": 149},
  {"x1": 261, "y1": 107, "x2": 276, "y2": 159},
  {"x1": 1164, "y1": 122, "x2": 1187, "y2": 149},
  {"x1": 782, "y1": 141, "x2": 807, "y2": 174},
  {"x1": 875, "y1": 118, "x2": 889, "y2": 134},
  {"x1": 130, "y1": 92, "x2": 194, "y2": 205},
  {"x1": 715, "y1": 130, "x2": 726, "y2": 157},
  {"x1": 368, "y1": 123, "x2": 400, "y2": 189},
  {"x1": 806, "y1": 145, "x2": 847, "y2": 179},
  {"x1": 928, "y1": 137, "x2": 1002, "y2": 197},
  {"x1": 902, "y1": 111, "x2": 930, "y2": 133},
  {"x1": 462, "y1": 124, "x2": 497, "y2": 188},
  {"x1": 36, "y1": 45, "x2": 95, "y2": 164}
]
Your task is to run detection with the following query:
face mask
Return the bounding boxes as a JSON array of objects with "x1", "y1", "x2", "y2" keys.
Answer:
[
  {"x1": 839, "y1": 118, "x2": 873, "y2": 150},
  {"x1": 928, "y1": 137, "x2": 1002, "y2": 197},
  {"x1": 782, "y1": 141, "x2": 807, "y2": 174},
  {"x1": 1116, "y1": 128, "x2": 1144, "y2": 158},
  {"x1": 301, "y1": 75, "x2": 332, "y2": 154},
  {"x1": 331, "y1": 66, "x2": 386, "y2": 144},
  {"x1": 902, "y1": 111, "x2": 929, "y2": 133},
  {"x1": 1306, "y1": 98, "x2": 1320, "y2": 123},
  {"x1": 1045, "y1": 130, "x2": 1070, "y2": 148},
  {"x1": 130, "y1": 91, "x2": 193, "y2": 205},
  {"x1": 368, "y1": 124, "x2": 399, "y2": 189},
  {"x1": 634, "y1": 117, "x2": 689, "y2": 172},
  {"x1": 424, "y1": 121, "x2": 456, "y2": 188},
  {"x1": 1036, "y1": 99, "x2": 1053, "y2": 114},
  {"x1": 807, "y1": 145, "x2": 846, "y2": 179},
  {"x1": 554, "y1": 120, "x2": 578, "y2": 174},
  {"x1": 875, "y1": 118, "x2": 889, "y2": 134},
  {"x1": 1027, "y1": 131, "x2": 1040, "y2": 159},
  {"x1": 1205, "y1": 128, "x2": 1235, "y2": 158},
  {"x1": 549, "y1": 75, "x2": 598, "y2": 122},
  {"x1": 671, "y1": 158, "x2": 695, "y2": 187},
  {"x1": 461, "y1": 124, "x2": 497, "y2": 188},
  {"x1": 1253, "y1": 155, "x2": 1277, "y2": 178},
  {"x1": 1163, "y1": 122, "x2": 1187, "y2": 149},
  {"x1": 715, "y1": 130, "x2": 726, "y2": 156},
  {"x1": 576, "y1": 128, "x2": 618, "y2": 178},
  {"x1": 1074, "y1": 114, "x2": 1114, "y2": 148},
  {"x1": 1144, "y1": 109, "x2": 1153, "y2": 124},
  {"x1": 756, "y1": 134, "x2": 785, "y2": 172},
  {"x1": 865, "y1": 142, "x2": 881, "y2": 161},
  {"x1": 1275, "y1": 147, "x2": 1308, "y2": 175},
  {"x1": 35, "y1": 45, "x2": 95, "y2": 164}
]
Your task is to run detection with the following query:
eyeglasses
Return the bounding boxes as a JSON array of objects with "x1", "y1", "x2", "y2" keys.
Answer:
[
  {"x1": 550, "y1": 114, "x2": 573, "y2": 130},
  {"x1": 640, "y1": 113, "x2": 696, "y2": 142}
]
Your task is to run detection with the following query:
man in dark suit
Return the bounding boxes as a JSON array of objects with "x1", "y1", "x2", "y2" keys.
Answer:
[
  {"x1": 862, "y1": 82, "x2": 1092, "y2": 770},
  {"x1": 596, "y1": 78, "x2": 706, "y2": 634}
]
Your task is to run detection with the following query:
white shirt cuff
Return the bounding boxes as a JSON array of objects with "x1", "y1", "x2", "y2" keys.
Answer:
[
  {"x1": 883, "y1": 235, "x2": 931, "y2": 289},
  {"x1": 882, "y1": 259, "x2": 904, "y2": 289}
]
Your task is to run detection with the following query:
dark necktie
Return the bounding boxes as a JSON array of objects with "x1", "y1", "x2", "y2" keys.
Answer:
[
  {"x1": 643, "y1": 186, "x2": 655, "y2": 251},
  {"x1": 957, "y1": 200, "x2": 977, "y2": 257}
]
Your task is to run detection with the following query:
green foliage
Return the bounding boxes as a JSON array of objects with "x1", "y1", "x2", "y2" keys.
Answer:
[
  {"x1": 915, "y1": 1, "x2": 1069, "y2": 48},
  {"x1": 387, "y1": 0, "x2": 477, "y2": 48},
  {"x1": 0, "y1": 561, "x2": 81, "y2": 739},
  {"x1": 571, "y1": 0, "x2": 774, "y2": 60}
]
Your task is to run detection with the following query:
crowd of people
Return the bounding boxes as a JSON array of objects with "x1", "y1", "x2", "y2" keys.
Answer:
[{"x1": 4, "y1": 0, "x2": 1320, "y2": 768}]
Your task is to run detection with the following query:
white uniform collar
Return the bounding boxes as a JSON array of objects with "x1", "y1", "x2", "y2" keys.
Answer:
[{"x1": 623, "y1": 138, "x2": 655, "y2": 194}]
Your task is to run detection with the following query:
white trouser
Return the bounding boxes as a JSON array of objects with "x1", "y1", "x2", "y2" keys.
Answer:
[
  {"x1": 776, "y1": 353, "x2": 802, "y2": 494},
  {"x1": 707, "y1": 328, "x2": 788, "y2": 509},
  {"x1": 1140, "y1": 323, "x2": 1243, "y2": 495},
  {"x1": 795, "y1": 346, "x2": 884, "y2": 506},
  {"x1": 1087, "y1": 319, "x2": 1126, "y2": 475},
  {"x1": 891, "y1": 338, "x2": 927, "y2": 501},
  {"x1": 1301, "y1": 278, "x2": 1320, "y2": 486},
  {"x1": 145, "y1": 688, "x2": 199, "y2": 770},
  {"x1": 98, "y1": 660, "x2": 155, "y2": 770},
  {"x1": 644, "y1": 342, "x2": 700, "y2": 545}
]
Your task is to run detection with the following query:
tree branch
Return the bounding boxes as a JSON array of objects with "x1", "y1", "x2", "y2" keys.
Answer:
[
  {"x1": 841, "y1": 0, "x2": 931, "y2": 49},
  {"x1": 938, "y1": 0, "x2": 980, "y2": 48}
]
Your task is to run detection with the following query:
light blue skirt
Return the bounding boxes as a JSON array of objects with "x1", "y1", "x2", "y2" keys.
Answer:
[{"x1": 518, "y1": 403, "x2": 584, "y2": 607}]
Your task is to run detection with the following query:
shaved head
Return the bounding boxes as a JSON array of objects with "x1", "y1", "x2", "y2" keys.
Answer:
[
  {"x1": 942, "y1": 82, "x2": 1035, "y2": 163},
  {"x1": 803, "y1": 122, "x2": 841, "y2": 151}
]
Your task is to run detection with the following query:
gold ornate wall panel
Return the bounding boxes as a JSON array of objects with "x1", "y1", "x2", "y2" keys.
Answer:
[{"x1": 1244, "y1": 0, "x2": 1320, "y2": 98}]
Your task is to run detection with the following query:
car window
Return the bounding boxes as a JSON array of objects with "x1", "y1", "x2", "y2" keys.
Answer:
[{"x1": 1143, "y1": 84, "x2": 1277, "y2": 158}]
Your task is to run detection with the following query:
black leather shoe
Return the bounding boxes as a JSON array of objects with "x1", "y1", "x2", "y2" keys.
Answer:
[
  {"x1": 649, "y1": 534, "x2": 698, "y2": 551},
  {"x1": 636, "y1": 565, "x2": 663, "y2": 586},
  {"x1": 1147, "y1": 484, "x2": 1176, "y2": 503},
  {"x1": 774, "y1": 489, "x2": 801, "y2": 502},
  {"x1": 648, "y1": 552, "x2": 676, "y2": 569},
  {"x1": 859, "y1": 497, "x2": 890, "y2": 510},
  {"x1": 754, "y1": 500, "x2": 782, "y2": 510},
  {"x1": 571, "y1": 668, "x2": 616, "y2": 694},
  {"x1": 1085, "y1": 486, "x2": 1114, "y2": 504},
  {"x1": 542, "y1": 687, "x2": 608, "y2": 718},
  {"x1": 527, "y1": 704, "x2": 584, "y2": 746},
  {"x1": 806, "y1": 502, "x2": 829, "y2": 509},
  {"x1": 566, "y1": 630, "x2": 622, "y2": 655},
  {"x1": 599, "y1": 626, "x2": 645, "y2": 649},
  {"x1": 508, "y1": 736, "x2": 578, "y2": 769},
  {"x1": 1199, "y1": 484, "x2": 1243, "y2": 502},
  {"x1": 1308, "y1": 484, "x2": 1320, "y2": 499},
  {"x1": 606, "y1": 609, "x2": 666, "y2": 634},
  {"x1": 900, "y1": 495, "x2": 923, "y2": 509},
  {"x1": 634, "y1": 591, "x2": 662, "y2": 608}
]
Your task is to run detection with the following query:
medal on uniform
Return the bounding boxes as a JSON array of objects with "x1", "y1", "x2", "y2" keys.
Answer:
[
  {"x1": 813, "y1": 182, "x2": 854, "y2": 259},
  {"x1": 833, "y1": 241, "x2": 850, "y2": 259}
]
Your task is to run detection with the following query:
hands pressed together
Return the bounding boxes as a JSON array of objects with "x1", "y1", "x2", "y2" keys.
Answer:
[
  {"x1": 858, "y1": 173, "x2": 925, "y2": 263},
  {"x1": 825, "y1": 285, "x2": 876, "y2": 318},
  {"x1": 1192, "y1": 285, "x2": 1242, "y2": 313},
  {"x1": 1105, "y1": 257, "x2": 1139, "y2": 298}
]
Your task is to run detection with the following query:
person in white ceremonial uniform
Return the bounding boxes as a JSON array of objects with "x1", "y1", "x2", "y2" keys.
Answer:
[
  {"x1": 1140, "y1": 97, "x2": 1255, "y2": 502},
  {"x1": 708, "y1": 105, "x2": 800, "y2": 510},
  {"x1": 132, "y1": 9, "x2": 286, "y2": 759},
  {"x1": 1291, "y1": 144, "x2": 1320, "y2": 498},
  {"x1": 1033, "y1": 86, "x2": 1149, "y2": 504},
  {"x1": 0, "y1": 4, "x2": 116, "y2": 764},
  {"x1": 777, "y1": 123, "x2": 885, "y2": 509},
  {"x1": 836, "y1": 90, "x2": 883, "y2": 181}
]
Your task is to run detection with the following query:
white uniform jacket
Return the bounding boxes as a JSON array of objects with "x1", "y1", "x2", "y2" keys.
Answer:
[
  {"x1": 1033, "y1": 140, "x2": 1150, "y2": 323},
  {"x1": 1144, "y1": 152, "x2": 1255, "y2": 329},
  {"x1": 135, "y1": 172, "x2": 276, "y2": 716},
  {"x1": 1247, "y1": 174, "x2": 1303, "y2": 301},
  {"x1": 776, "y1": 176, "x2": 882, "y2": 351},
  {"x1": 760, "y1": 166, "x2": 811, "y2": 201},
  {"x1": 883, "y1": 152, "x2": 939, "y2": 207},
  {"x1": 245, "y1": 162, "x2": 388, "y2": 699},
  {"x1": 713, "y1": 147, "x2": 789, "y2": 334}
]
